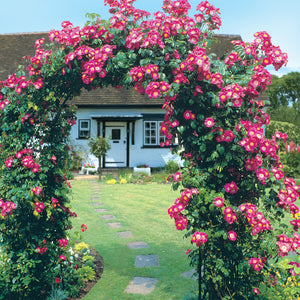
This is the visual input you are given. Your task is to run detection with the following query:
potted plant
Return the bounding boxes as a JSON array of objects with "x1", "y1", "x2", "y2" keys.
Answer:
[
  {"x1": 88, "y1": 136, "x2": 111, "y2": 179},
  {"x1": 134, "y1": 164, "x2": 151, "y2": 176}
]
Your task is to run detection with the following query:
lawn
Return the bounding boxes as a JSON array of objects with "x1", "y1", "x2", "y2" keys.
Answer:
[{"x1": 70, "y1": 180, "x2": 196, "y2": 300}]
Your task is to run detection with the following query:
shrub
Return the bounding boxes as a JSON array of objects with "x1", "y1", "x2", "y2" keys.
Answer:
[
  {"x1": 88, "y1": 136, "x2": 111, "y2": 179},
  {"x1": 280, "y1": 151, "x2": 300, "y2": 177},
  {"x1": 47, "y1": 287, "x2": 68, "y2": 300},
  {"x1": 165, "y1": 160, "x2": 180, "y2": 173},
  {"x1": 75, "y1": 266, "x2": 96, "y2": 283},
  {"x1": 68, "y1": 141, "x2": 87, "y2": 171}
]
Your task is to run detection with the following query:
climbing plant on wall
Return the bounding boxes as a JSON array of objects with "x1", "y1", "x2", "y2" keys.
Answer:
[{"x1": 0, "y1": 0, "x2": 299, "y2": 299}]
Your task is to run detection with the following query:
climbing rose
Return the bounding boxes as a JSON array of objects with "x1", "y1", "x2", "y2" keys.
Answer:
[
  {"x1": 253, "y1": 288, "x2": 260, "y2": 295},
  {"x1": 228, "y1": 230, "x2": 237, "y2": 241},
  {"x1": 224, "y1": 182, "x2": 239, "y2": 194},
  {"x1": 32, "y1": 186, "x2": 42, "y2": 195},
  {"x1": 34, "y1": 202, "x2": 45, "y2": 213},
  {"x1": 81, "y1": 224, "x2": 88, "y2": 232},
  {"x1": 58, "y1": 239, "x2": 68, "y2": 248},
  {"x1": 248, "y1": 257, "x2": 264, "y2": 271},
  {"x1": 213, "y1": 197, "x2": 224, "y2": 207},
  {"x1": 173, "y1": 171, "x2": 181, "y2": 182},
  {"x1": 175, "y1": 216, "x2": 188, "y2": 230},
  {"x1": 204, "y1": 117, "x2": 214, "y2": 128},
  {"x1": 191, "y1": 231, "x2": 208, "y2": 247},
  {"x1": 55, "y1": 278, "x2": 61, "y2": 284}
]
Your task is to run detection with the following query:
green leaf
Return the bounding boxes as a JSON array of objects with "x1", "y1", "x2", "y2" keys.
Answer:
[
  {"x1": 217, "y1": 145, "x2": 225, "y2": 154},
  {"x1": 200, "y1": 144, "x2": 206, "y2": 152},
  {"x1": 294, "y1": 266, "x2": 300, "y2": 274}
]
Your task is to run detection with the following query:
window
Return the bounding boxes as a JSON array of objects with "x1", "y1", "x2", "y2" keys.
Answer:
[
  {"x1": 78, "y1": 119, "x2": 90, "y2": 139},
  {"x1": 144, "y1": 121, "x2": 165, "y2": 146},
  {"x1": 111, "y1": 128, "x2": 121, "y2": 140}
]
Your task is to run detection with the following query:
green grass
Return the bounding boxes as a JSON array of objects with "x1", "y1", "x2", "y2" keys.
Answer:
[{"x1": 70, "y1": 180, "x2": 196, "y2": 300}]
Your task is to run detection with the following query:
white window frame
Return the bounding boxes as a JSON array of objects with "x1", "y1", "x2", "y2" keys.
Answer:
[
  {"x1": 78, "y1": 119, "x2": 90, "y2": 139},
  {"x1": 143, "y1": 120, "x2": 165, "y2": 146}
]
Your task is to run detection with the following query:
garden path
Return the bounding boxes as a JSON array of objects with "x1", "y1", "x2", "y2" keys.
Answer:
[{"x1": 89, "y1": 180, "x2": 159, "y2": 295}]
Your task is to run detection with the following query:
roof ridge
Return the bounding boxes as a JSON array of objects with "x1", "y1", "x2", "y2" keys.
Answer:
[{"x1": 0, "y1": 31, "x2": 49, "y2": 36}]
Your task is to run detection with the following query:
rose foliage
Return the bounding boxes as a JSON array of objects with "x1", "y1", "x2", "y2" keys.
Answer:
[{"x1": 0, "y1": 0, "x2": 299, "y2": 299}]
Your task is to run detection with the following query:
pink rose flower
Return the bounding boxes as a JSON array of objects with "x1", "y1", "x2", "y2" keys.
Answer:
[
  {"x1": 204, "y1": 117, "x2": 214, "y2": 128},
  {"x1": 213, "y1": 197, "x2": 224, "y2": 207},
  {"x1": 228, "y1": 230, "x2": 237, "y2": 241}
]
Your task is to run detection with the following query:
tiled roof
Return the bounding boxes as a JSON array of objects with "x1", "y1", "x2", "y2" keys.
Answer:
[
  {"x1": 208, "y1": 34, "x2": 242, "y2": 58},
  {"x1": 72, "y1": 86, "x2": 163, "y2": 107},
  {"x1": 0, "y1": 32, "x2": 246, "y2": 107},
  {"x1": 0, "y1": 32, "x2": 49, "y2": 80}
]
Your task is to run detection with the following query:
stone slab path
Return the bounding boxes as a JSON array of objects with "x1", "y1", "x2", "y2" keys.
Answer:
[
  {"x1": 181, "y1": 268, "x2": 198, "y2": 280},
  {"x1": 106, "y1": 222, "x2": 123, "y2": 228},
  {"x1": 100, "y1": 214, "x2": 116, "y2": 220},
  {"x1": 89, "y1": 180, "x2": 160, "y2": 295},
  {"x1": 127, "y1": 241, "x2": 149, "y2": 249},
  {"x1": 124, "y1": 277, "x2": 158, "y2": 295},
  {"x1": 91, "y1": 202, "x2": 103, "y2": 207},
  {"x1": 135, "y1": 255, "x2": 159, "y2": 268},
  {"x1": 117, "y1": 231, "x2": 133, "y2": 238}
]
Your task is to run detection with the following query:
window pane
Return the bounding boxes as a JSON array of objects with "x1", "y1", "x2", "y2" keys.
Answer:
[
  {"x1": 111, "y1": 129, "x2": 121, "y2": 140},
  {"x1": 80, "y1": 130, "x2": 89, "y2": 137},
  {"x1": 144, "y1": 121, "x2": 161, "y2": 145},
  {"x1": 80, "y1": 121, "x2": 89, "y2": 129}
]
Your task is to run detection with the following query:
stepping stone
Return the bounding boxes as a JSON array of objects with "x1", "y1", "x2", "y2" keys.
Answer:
[
  {"x1": 135, "y1": 255, "x2": 159, "y2": 268},
  {"x1": 94, "y1": 208, "x2": 107, "y2": 212},
  {"x1": 125, "y1": 277, "x2": 158, "y2": 295},
  {"x1": 106, "y1": 222, "x2": 122, "y2": 228},
  {"x1": 91, "y1": 197, "x2": 100, "y2": 201},
  {"x1": 181, "y1": 269, "x2": 198, "y2": 280},
  {"x1": 91, "y1": 203, "x2": 103, "y2": 206},
  {"x1": 95, "y1": 208, "x2": 106, "y2": 213},
  {"x1": 100, "y1": 215, "x2": 116, "y2": 220},
  {"x1": 117, "y1": 231, "x2": 133, "y2": 238},
  {"x1": 127, "y1": 241, "x2": 149, "y2": 249}
]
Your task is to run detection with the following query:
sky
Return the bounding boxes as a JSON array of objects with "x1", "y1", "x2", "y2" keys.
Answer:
[{"x1": 0, "y1": 0, "x2": 299, "y2": 76}]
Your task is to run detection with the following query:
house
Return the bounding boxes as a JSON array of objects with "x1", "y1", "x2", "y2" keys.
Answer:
[
  {"x1": 0, "y1": 32, "x2": 245, "y2": 168},
  {"x1": 68, "y1": 86, "x2": 179, "y2": 168}
]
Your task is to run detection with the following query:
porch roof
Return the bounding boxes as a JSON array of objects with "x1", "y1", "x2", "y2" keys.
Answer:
[{"x1": 90, "y1": 114, "x2": 143, "y2": 121}]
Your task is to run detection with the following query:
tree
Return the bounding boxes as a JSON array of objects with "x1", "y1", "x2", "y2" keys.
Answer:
[
  {"x1": 88, "y1": 136, "x2": 111, "y2": 179},
  {"x1": 265, "y1": 120, "x2": 300, "y2": 145},
  {"x1": 267, "y1": 105, "x2": 300, "y2": 127},
  {"x1": 267, "y1": 72, "x2": 300, "y2": 111}
]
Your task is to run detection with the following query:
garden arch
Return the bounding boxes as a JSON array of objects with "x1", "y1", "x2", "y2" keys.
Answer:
[{"x1": 0, "y1": 0, "x2": 298, "y2": 299}]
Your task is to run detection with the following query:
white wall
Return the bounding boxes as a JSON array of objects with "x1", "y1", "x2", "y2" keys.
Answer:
[{"x1": 69, "y1": 107, "x2": 182, "y2": 168}]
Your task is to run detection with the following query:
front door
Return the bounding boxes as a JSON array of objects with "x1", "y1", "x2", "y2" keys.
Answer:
[{"x1": 105, "y1": 124, "x2": 127, "y2": 167}]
